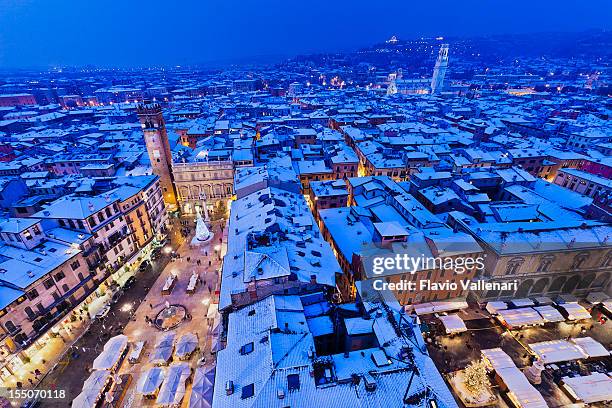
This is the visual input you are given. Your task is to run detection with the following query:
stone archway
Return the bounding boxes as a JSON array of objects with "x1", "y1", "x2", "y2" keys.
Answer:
[
  {"x1": 500, "y1": 287, "x2": 515, "y2": 299},
  {"x1": 562, "y1": 275, "x2": 581, "y2": 294},
  {"x1": 576, "y1": 273, "x2": 596, "y2": 290},
  {"x1": 486, "y1": 288, "x2": 501, "y2": 299},
  {"x1": 548, "y1": 276, "x2": 566, "y2": 292},
  {"x1": 531, "y1": 278, "x2": 549, "y2": 295},
  {"x1": 515, "y1": 279, "x2": 534, "y2": 298},
  {"x1": 591, "y1": 273, "x2": 610, "y2": 289}
]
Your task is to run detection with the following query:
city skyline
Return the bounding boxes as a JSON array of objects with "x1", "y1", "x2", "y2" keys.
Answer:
[
  {"x1": 0, "y1": 6, "x2": 610, "y2": 407},
  {"x1": 0, "y1": 0, "x2": 611, "y2": 68}
]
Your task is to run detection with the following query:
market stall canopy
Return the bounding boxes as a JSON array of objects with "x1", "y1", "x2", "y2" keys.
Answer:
[
  {"x1": 72, "y1": 370, "x2": 111, "y2": 408},
  {"x1": 533, "y1": 305, "x2": 564, "y2": 323},
  {"x1": 156, "y1": 362, "x2": 191, "y2": 406},
  {"x1": 571, "y1": 337, "x2": 610, "y2": 358},
  {"x1": 189, "y1": 367, "x2": 215, "y2": 408},
  {"x1": 175, "y1": 332, "x2": 199, "y2": 359},
  {"x1": 438, "y1": 314, "x2": 467, "y2": 334},
  {"x1": 529, "y1": 340, "x2": 585, "y2": 364},
  {"x1": 497, "y1": 308, "x2": 543, "y2": 328},
  {"x1": 557, "y1": 303, "x2": 591, "y2": 321},
  {"x1": 562, "y1": 373, "x2": 612, "y2": 404},
  {"x1": 137, "y1": 366, "x2": 165, "y2": 395},
  {"x1": 412, "y1": 300, "x2": 468, "y2": 315},
  {"x1": 92, "y1": 335, "x2": 128, "y2": 371},
  {"x1": 151, "y1": 331, "x2": 176, "y2": 365},
  {"x1": 481, "y1": 348, "x2": 547, "y2": 408},
  {"x1": 485, "y1": 301, "x2": 508, "y2": 315}
]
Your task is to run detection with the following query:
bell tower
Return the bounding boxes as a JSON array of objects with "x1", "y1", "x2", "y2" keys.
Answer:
[
  {"x1": 137, "y1": 103, "x2": 178, "y2": 207},
  {"x1": 431, "y1": 44, "x2": 449, "y2": 94}
]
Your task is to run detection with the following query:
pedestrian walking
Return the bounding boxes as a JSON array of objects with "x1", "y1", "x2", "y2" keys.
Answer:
[{"x1": 149, "y1": 303, "x2": 153, "y2": 309}]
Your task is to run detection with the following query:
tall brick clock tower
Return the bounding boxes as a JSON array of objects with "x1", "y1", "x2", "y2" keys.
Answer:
[{"x1": 137, "y1": 102, "x2": 178, "y2": 207}]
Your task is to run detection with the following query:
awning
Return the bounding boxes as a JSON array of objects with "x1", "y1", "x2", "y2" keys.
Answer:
[
  {"x1": 412, "y1": 300, "x2": 468, "y2": 315},
  {"x1": 156, "y1": 362, "x2": 191, "y2": 406},
  {"x1": 189, "y1": 367, "x2": 215, "y2": 408},
  {"x1": 151, "y1": 331, "x2": 176, "y2": 365},
  {"x1": 571, "y1": 337, "x2": 610, "y2": 358},
  {"x1": 72, "y1": 370, "x2": 111, "y2": 408},
  {"x1": 438, "y1": 314, "x2": 467, "y2": 334},
  {"x1": 562, "y1": 373, "x2": 612, "y2": 404},
  {"x1": 558, "y1": 303, "x2": 591, "y2": 321},
  {"x1": 497, "y1": 308, "x2": 543, "y2": 328},
  {"x1": 529, "y1": 340, "x2": 585, "y2": 364},
  {"x1": 533, "y1": 305, "x2": 564, "y2": 323},
  {"x1": 137, "y1": 366, "x2": 165, "y2": 395},
  {"x1": 175, "y1": 332, "x2": 198, "y2": 359},
  {"x1": 92, "y1": 335, "x2": 128, "y2": 371}
]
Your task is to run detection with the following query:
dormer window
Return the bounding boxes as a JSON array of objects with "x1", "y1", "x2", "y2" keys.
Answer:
[
  {"x1": 240, "y1": 342, "x2": 254, "y2": 355},
  {"x1": 287, "y1": 374, "x2": 300, "y2": 391},
  {"x1": 241, "y1": 383, "x2": 254, "y2": 399}
]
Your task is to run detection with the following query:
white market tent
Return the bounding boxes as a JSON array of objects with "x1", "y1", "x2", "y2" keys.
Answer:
[
  {"x1": 211, "y1": 319, "x2": 222, "y2": 353},
  {"x1": 72, "y1": 390, "x2": 99, "y2": 408},
  {"x1": 481, "y1": 348, "x2": 547, "y2": 408},
  {"x1": 92, "y1": 335, "x2": 128, "y2": 371},
  {"x1": 175, "y1": 332, "x2": 199, "y2": 360},
  {"x1": 137, "y1": 366, "x2": 166, "y2": 396},
  {"x1": 72, "y1": 370, "x2": 111, "y2": 408},
  {"x1": 497, "y1": 308, "x2": 543, "y2": 328},
  {"x1": 156, "y1": 362, "x2": 192, "y2": 406},
  {"x1": 571, "y1": 337, "x2": 610, "y2": 358},
  {"x1": 529, "y1": 340, "x2": 585, "y2": 364},
  {"x1": 509, "y1": 298, "x2": 534, "y2": 308},
  {"x1": 532, "y1": 296, "x2": 553, "y2": 306},
  {"x1": 151, "y1": 331, "x2": 176, "y2": 365},
  {"x1": 485, "y1": 301, "x2": 508, "y2": 315},
  {"x1": 413, "y1": 300, "x2": 468, "y2": 315},
  {"x1": 128, "y1": 340, "x2": 146, "y2": 364},
  {"x1": 561, "y1": 373, "x2": 612, "y2": 404},
  {"x1": 438, "y1": 314, "x2": 467, "y2": 334},
  {"x1": 482, "y1": 348, "x2": 515, "y2": 370},
  {"x1": 585, "y1": 291, "x2": 609, "y2": 305},
  {"x1": 557, "y1": 303, "x2": 591, "y2": 321},
  {"x1": 189, "y1": 367, "x2": 215, "y2": 408},
  {"x1": 533, "y1": 305, "x2": 565, "y2": 323}
]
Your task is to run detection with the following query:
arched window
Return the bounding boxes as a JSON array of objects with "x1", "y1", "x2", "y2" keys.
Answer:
[
  {"x1": 571, "y1": 252, "x2": 589, "y2": 270},
  {"x1": 506, "y1": 257, "x2": 524, "y2": 275},
  {"x1": 537, "y1": 256, "x2": 554, "y2": 272},
  {"x1": 4, "y1": 321, "x2": 17, "y2": 333}
]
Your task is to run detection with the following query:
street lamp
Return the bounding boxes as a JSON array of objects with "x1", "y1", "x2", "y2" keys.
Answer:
[{"x1": 121, "y1": 303, "x2": 133, "y2": 313}]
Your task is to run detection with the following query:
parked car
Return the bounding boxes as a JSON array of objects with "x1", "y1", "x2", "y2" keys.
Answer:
[
  {"x1": 111, "y1": 289, "x2": 123, "y2": 304},
  {"x1": 123, "y1": 276, "x2": 136, "y2": 289},
  {"x1": 139, "y1": 261, "x2": 151, "y2": 272},
  {"x1": 96, "y1": 305, "x2": 111, "y2": 319}
]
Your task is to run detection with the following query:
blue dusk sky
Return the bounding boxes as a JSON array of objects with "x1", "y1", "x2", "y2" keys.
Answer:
[{"x1": 0, "y1": 0, "x2": 610, "y2": 68}]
